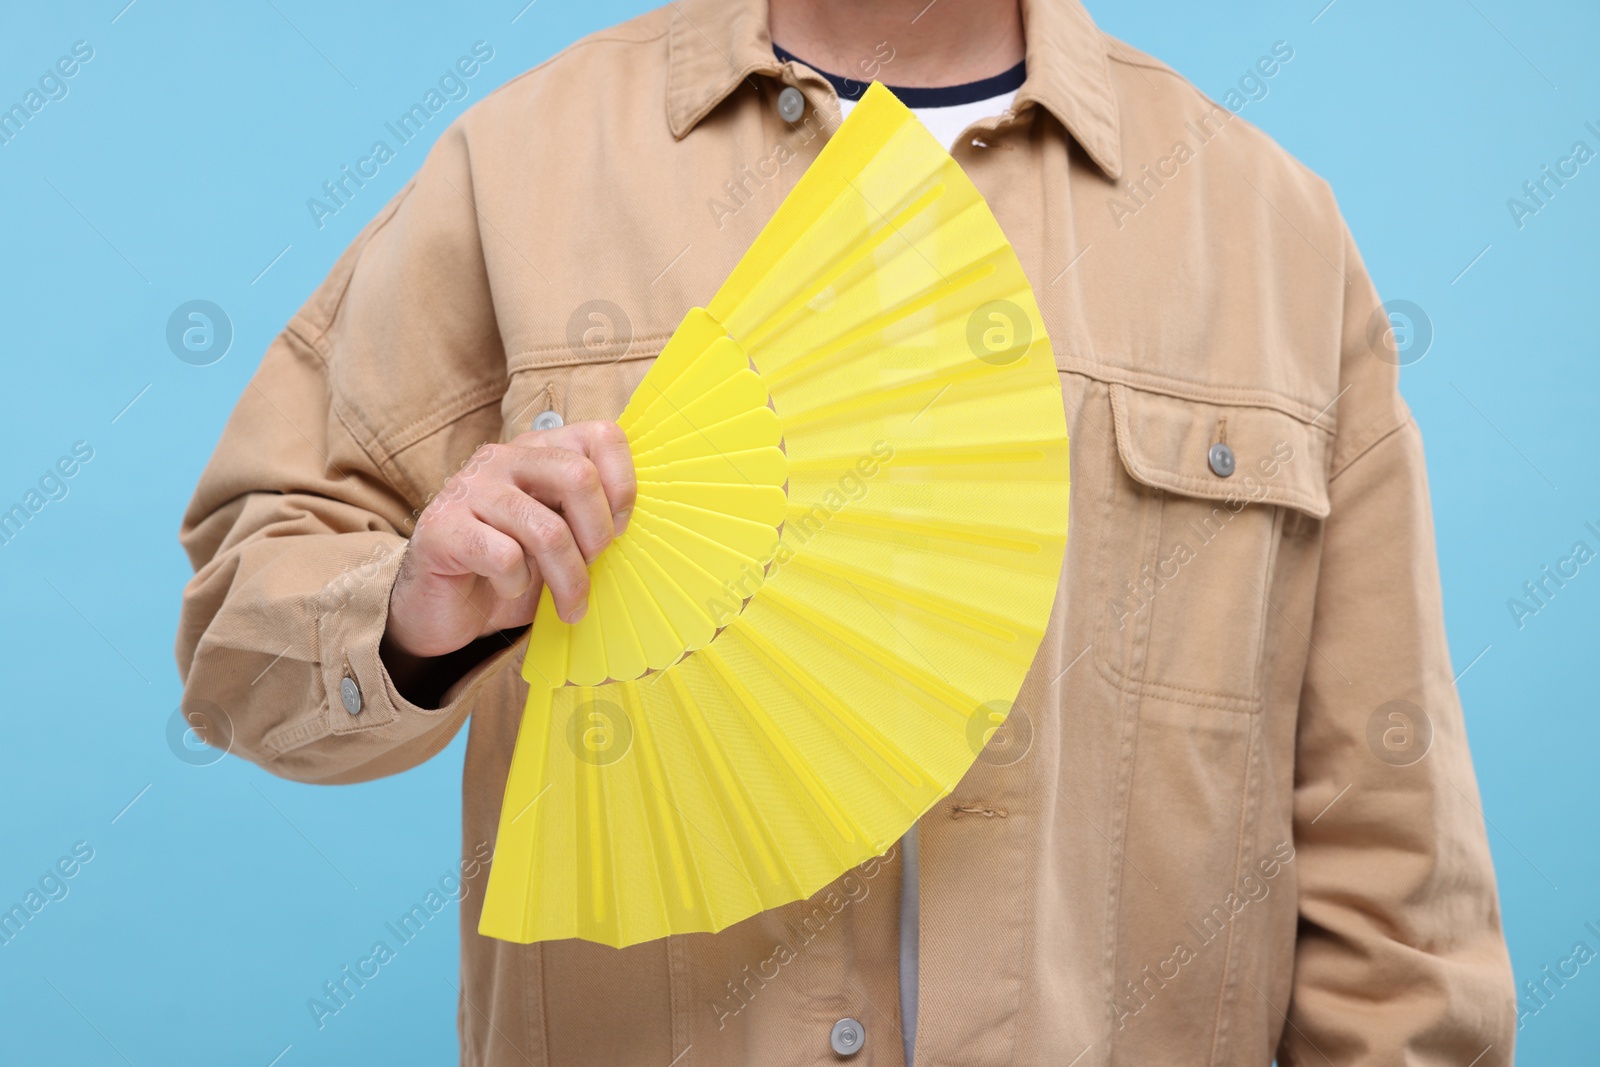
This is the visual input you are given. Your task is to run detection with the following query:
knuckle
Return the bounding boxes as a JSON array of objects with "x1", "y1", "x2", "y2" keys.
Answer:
[
  {"x1": 567, "y1": 459, "x2": 602, "y2": 494},
  {"x1": 486, "y1": 537, "x2": 523, "y2": 575},
  {"x1": 504, "y1": 492, "x2": 551, "y2": 537},
  {"x1": 592, "y1": 421, "x2": 628, "y2": 449},
  {"x1": 528, "y1": 515, "x2": 570, "y2": 553},
  {"x1": 457, "y1": 525, "x2": 489, "y2": 563},
  {"x1": 540, "y1": 448, "x2": 593, "y2": 491}
]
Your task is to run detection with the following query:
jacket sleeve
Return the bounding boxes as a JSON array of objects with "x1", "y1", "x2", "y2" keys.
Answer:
[
  {"x1": 1279, "y1": 225, "x2": 1517, "y2": 1063},
  {"x1": 175, "y1": 122, "x2": 525, "y2": 786}
]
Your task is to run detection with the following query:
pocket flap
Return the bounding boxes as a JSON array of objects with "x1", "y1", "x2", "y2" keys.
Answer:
[{"x1": 1108, "y1": 383, "x2": 1331, "y2": 519}]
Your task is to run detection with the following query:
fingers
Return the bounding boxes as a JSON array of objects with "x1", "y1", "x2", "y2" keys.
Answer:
[
  {"x1": 422, "y1": 509, "x2": 533, "y2": 603},
  {"x1": 471, "y1": 486, "x2": 590, "y2": 622},
  {"x1": 404, "y1": 421, "x2": 634, "y2": 629},
  {"x1": 490, "y1": 447, "x2": 616, "y2": 564},
  {"x1": 515, "y1": 421, "x2": 637, "y2": 536}
]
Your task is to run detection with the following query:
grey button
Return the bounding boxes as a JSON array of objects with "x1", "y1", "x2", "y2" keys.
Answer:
[
  {"x1": 532, "y1": 410, "x2": 564, "y2": 431},
  {"x1": 777, "y1": 86, "x2": 806, "y2": 123},
  {"x1": 829, "y1": 1018, "x2": 864, "y2": 1057},
  {"x1": 1207, "y1": 441, "x2": 1236, "y2": 478},
  {"x1": 339, "y1": 676, "x2": 362, "y2": 715}
]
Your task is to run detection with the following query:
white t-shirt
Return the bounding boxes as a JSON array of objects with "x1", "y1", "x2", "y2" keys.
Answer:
[
  {"x1": 773, "y1": 46, "x2": 1027, "y2": 152},
  {"x1": 839, "y1": 90, "x2": 1020, "y2": 151}
]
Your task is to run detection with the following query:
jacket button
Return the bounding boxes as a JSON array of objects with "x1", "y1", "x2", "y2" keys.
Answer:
[
  {"x1": 777, "y1": 86, "x2": 806, "y2": 123},
  {"x1": 1207, "y1": 442, "x2": 1236, "y2": 477},
  {"x1": 532, "y1": 410, "x2": 564, "y2": 431},
  {"x1": 829, "y1": 1017, "x2": 864, "y2": 1056},
  {"x1": 339, "y1": 676, "x2": 362, "y2": 715}
]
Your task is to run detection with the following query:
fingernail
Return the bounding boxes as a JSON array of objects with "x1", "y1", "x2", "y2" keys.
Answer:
[
  {"x1": 567, "y1": 599, "x2": 588, "y2": 624},
  {"x1": 614, "y1": 508, "x2": 632, "y2": 536}
]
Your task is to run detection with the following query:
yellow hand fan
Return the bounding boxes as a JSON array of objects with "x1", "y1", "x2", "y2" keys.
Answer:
[{"x1": 480, "y1": 82, "x2": 1069, "y2": 947}]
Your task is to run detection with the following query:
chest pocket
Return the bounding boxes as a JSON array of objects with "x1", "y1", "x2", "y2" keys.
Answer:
[{"x1": 1091, "y1": 380, "x2": 1332, "y2": 711}]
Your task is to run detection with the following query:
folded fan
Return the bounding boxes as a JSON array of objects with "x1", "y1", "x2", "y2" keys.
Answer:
[{"x1": 480, "y1": 81, "x2": 1070, "y2": 948}]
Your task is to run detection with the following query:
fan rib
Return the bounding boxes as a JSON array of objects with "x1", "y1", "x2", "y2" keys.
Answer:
[
  {"x1": 634, "y1": 512, "x2": 758, "y2": 590},
  {"x1": 594, "y1": 558, "x2": 649, "y2": 683},
  {"x1": 777, "y1": 350, "x2": 1041, "y2": 437},
  {"x1": 815, "y1": 507, "x2": 1057, "y2": 557},
  {"x1": 756, "y1": 586, "x2": 975, "y2": 732},
  {"x1": 621, "y1": 328, "x2": 743, "y2": 437},
  {"x1": 631, "y1": 406, "x2": 780, "y2": 467},
  {"x1": 635, "y1": 445, "x2": 787, "y2": 487},
  {"x1": 628, "y1": 370, "x2": 769, "y2": 455},
  {"x1": 737, "y1": 184, "x2": 947, "y2": 354},
  {"x1": 636, "y1": 481, "x2": 787, "y2": 526},
  {"x1": 785, "y1": 553, "x2": 1023, "y2": 645},
  {"x1": 618, "y1": 309, "x2": 728, "y2": 437},
  {"x1": 613, "y1": 684, "x2": 693, "y2": 940},
  {"x1": 607, "y1": 544, "x2": 689, "y2": 672},
  {"x1": 661, "y1": 669, "x2": 799, "y2": 899},
  {"x1": 484, "y1": 685, "x2": 556, "y2": 942},
  {"x1": 625, "y1": 521, "x2": 729, "y2": 641},
  {"x1": 624, "y1": 683, "x2": 705, "y2": 921},
  {"x1": 640, "y1": 497, "x2": 784, "y2": 562},
  {"x1": 761, "y1": 259, "x2": 995, "y2": 392},
  {"x1": 728, "y1": 621, "x2": 926, "y2": 789},
  {"x1": 872, "y1": 443, "x2": 1050, "y2": 468},
  {"x1": 698, "y1": 645, "x2": 865, "y2": 848},
  {"x1": 652, "y1": 671, "x2": 767, "y2": 916},
  {"x1": 576, "y1": 726, "x2": 610, "y2": 927},
  {"x1": 613, "y1": 537, "x2": 710, "y2": 660}
]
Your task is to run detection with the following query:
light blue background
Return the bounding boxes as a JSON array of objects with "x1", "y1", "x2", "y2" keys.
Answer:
[{"x1": 1, "y1": 1, "x2": 1594, "y2": 1062}]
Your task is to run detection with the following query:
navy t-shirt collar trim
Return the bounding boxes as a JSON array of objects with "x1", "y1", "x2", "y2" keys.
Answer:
[{"x1": 773, "y1": 45, "x2": 1025, "y2": 107}]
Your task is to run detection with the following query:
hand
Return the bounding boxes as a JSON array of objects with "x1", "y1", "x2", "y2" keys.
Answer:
[{"x1": 384, "y1": 421, "x2": 636, "y2": 662}]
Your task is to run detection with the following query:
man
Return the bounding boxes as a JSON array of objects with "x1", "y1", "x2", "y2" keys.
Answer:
[{"x1": 176, "y1": 0, "x2": 1515, "y2": 1062}]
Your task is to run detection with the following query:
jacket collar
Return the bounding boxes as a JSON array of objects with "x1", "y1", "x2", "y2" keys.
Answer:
[{"x1": 665, "y1": 0, "x2": 1124, "y2": 180}]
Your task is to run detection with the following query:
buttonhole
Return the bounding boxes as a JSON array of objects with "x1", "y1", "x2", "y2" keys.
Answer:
[{"x1": 951, "y1": 804, "x2": 1008, "y2": 819}]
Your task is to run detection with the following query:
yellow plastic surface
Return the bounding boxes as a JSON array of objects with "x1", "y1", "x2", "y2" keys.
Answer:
[{"x1": 480, "y1": 82, "x2": 1070, "y2": 947}]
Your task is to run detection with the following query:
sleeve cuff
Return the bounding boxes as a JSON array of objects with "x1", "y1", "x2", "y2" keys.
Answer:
[{"x1": 308, "y1": 534, "x2": 526, "y2": 744}]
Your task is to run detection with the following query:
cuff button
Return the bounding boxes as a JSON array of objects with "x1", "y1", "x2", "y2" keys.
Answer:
[{"x1": 339, "y1": 676, "x2": 363, "y2": 716}]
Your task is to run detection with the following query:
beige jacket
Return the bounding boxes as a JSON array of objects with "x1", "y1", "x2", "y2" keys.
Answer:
[{"x1": 176, "y1": 0, "x2": 1515, "y2": 1062}]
